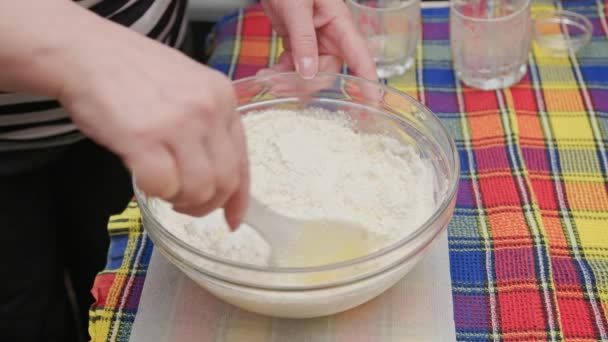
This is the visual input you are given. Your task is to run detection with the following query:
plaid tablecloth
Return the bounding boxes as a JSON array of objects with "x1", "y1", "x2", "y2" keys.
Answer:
[{"x1": 90, "y1": 1, "x2": 608, "y2": 341}]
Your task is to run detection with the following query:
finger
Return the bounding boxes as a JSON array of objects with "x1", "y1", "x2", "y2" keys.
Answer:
[
  {"x1": 223, "y1": 119, "x2": 250, "y2": 230},
  {"x1": 204, "y1": 129, "x2": 240, "y2": 211},
  {"x1": 280, "y1": 2, "x2": 319, "y2": 79},
  {"x1": 172, "y1": 165, "x2": 232, "y2": 218},
  {"x1": 255, "y1": 64, "x2": 291, "y2": 77},
  {"x1": 255, "y1": 68, "x2": 275, "y2": 76},
  {"x1": 172, "y1": 202, "x2": 218, "y2": 218},
  {"x1": 127, "y1": 143, "x2": 179, "y2": 199},
  {"x1": 196, "y1": 98, "x2": 241, "y2": 217},
  {"x1": 173, "y1": 128, "x2": 239, "y2": 217},
  {"x1": 335, "y1": 24, "x2": 377, "y2": 81},
  {"x1": 259, "y1": 52, "x2": 299, "y2": 95},
  {"x1": 261, "y1": 1, "x2": 287, "y2": 36},
  {"x1": 345, "y1": 72, "x2": 384, "y2": 103},
  {"x1": 325, "y1": 5, "x2": 377, "y2": 81},
  {"x1": 274, "y1": 50, "x2": 295, "y2": 70},
  {"x1": 262, "y1": 54, "x2": 338, "y2": 80},
  {"x1": 265, "y1": 50, "x2": 340, "y2": 74},
  {"x1": 169, "y1": 124, "x2": 215, "y2": 213},
  {"x1": 256, "y1": 51, "x2": 296, "y2": 76},
  {"x1": 318, "y1": 55, "x2": 342, "y2": 73}
]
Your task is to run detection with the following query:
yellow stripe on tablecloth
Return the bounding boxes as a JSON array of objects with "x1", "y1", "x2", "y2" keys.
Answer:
[
  {"x1": 89, "y1": 205, "x2": 143, "y2": 341},
  {"x1": 575, "y1": 215, "x2": 608, "y2": 258}
]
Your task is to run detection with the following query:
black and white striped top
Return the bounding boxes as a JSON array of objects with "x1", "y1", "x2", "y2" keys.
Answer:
[{"x1": 0, "y1": 0, "x2": 188, "y2": 151}]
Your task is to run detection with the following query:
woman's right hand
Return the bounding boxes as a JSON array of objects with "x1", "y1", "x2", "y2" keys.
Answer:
[
  {"x1": 0, "y1": 0, "x2": 249, "y2": 227},
  {"x1": 55, "y1": 8, "x2": 250, "y2": 228}
]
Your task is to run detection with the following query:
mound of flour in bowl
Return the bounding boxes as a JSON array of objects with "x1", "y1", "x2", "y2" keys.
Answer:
[{"x1": 155, "y1": 108, "x2": 436, "y2": 267}]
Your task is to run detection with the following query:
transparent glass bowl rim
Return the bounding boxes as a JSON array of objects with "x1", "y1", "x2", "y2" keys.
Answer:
[{"x1": 135, "y1": 72, "x2": 460, "y2": 274}]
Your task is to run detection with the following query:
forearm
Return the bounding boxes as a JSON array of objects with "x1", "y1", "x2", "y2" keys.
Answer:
[{"x1": 0, "y1": 0, "x2": 127, "y2": 98}]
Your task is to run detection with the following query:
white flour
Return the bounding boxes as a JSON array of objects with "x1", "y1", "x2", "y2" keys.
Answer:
[{"x1": 155, "y1": 108, "x2": 436, "y2": 267}]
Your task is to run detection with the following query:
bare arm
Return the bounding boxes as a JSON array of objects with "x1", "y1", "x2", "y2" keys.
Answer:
[{"x1": 0, "y1": 0, "x2": 112, "y2": 95}]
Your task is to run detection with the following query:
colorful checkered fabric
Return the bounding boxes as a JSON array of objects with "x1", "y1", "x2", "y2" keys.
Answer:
[
  {"x1": 90, "y1": 1, "x2": 608, "y2": 341},
  {"x1": 90, "y1": 203, "x2": 152, "y2": 341}
]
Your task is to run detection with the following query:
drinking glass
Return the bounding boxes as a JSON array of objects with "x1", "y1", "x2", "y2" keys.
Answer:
[
  {"x1": 347, "y1": 0, "x2": 421, "y2": 78},
  {"x1": 450, "y1": 0, "x2": 532, "y2": 90}
]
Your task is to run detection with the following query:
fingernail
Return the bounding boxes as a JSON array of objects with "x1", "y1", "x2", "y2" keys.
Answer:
[
  {"x1": 228, "y1": 219, "x2": 241, "y2": 232},
  {"x1": 296, "y1": 57, "x2": 317, "y2": 79},
  {"x1": 225, "y1": 213, "x2": 240, "y2": 231}
]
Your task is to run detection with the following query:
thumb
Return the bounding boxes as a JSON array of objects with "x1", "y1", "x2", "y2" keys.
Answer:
[{"x1": 282, "y1": 3, "x2": 318, "y2": 79}]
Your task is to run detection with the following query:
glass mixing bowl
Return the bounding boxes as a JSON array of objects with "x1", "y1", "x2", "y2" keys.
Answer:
[{"x1": 135, "y1": 72, "x2": 459, "y2": 318}]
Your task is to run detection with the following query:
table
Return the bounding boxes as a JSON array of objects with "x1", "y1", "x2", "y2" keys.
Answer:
[{"x1": 90, "y1": 1, "x2": 608, "y2": 341}]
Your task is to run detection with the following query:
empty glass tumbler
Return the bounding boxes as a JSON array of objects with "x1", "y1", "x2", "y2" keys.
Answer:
[
  {"x1": 348, "y1": 0, "x2": 421, "y2": 78},
  {"x1": 450, "y1": 0, "x2": 532, "y2": 90}
]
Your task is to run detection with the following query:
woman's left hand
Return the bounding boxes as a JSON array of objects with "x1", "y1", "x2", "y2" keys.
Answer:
[{"x1": 259, "y1": 0, "x2": 377, "y2": 81}]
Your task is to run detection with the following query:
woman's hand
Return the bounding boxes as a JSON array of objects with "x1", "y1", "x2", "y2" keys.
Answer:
[
  {"x1": 57, "y1": 24, "x2": 250, "y2": 228},
  {"x1": 0, "y1": 0, "x2": 249, "y2": 227},
  {"x1": 260, "y1": 0, "x2": 377, "y2": 81}
]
